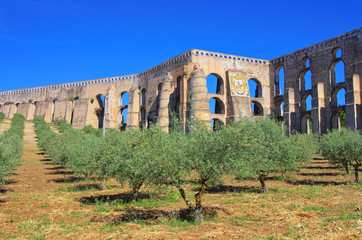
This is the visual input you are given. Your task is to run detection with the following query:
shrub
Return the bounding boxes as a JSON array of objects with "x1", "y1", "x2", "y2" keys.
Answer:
[
  {"x1": 0, "y1": 113, "x2": 24, "y2": 184},
  {"x1": 321, "y1": 128, "x2": 361, "y2": 182}
]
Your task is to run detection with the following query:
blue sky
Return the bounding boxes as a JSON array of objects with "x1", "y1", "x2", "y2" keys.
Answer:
[{"x1": 0, "y1": 0, "x2": 361, "y2": 92}]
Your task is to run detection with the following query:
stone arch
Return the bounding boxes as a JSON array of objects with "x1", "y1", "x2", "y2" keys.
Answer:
[
  {"x1": 332, "y1": 47, "x2": 342, "y2": 59},
  {"x1": 95, "y1": 94, "x2": 105, "y2": 129},
  {"x1": 140, "y1": 106, "x2": 146, "y2": 129},
  {"x1": 274, "y1": 100, "x2": 284, "y2": 120},
  {"x1": 331, "y1": 87, "x2": 345, "y2": 108},
  {"x1": 331, "y1": 109, "x2": 346, "y2": 129},
  {"x1": 251, "y1": 101, "x2": 263, "y2": 116},
  {"x1": 330, "y1": 59, "x2": 345, "y2": 84},
  {"x1": 209, "y1": 97, "x2": 225, "y2": 114},
  {"x1": 275, "y1": 66, "x2": 285, "y2": 96},
  {"x1": 141, "y1": 89, "x2": 146, "y2": 106},
  {"x1": 302, "y1": 57, "x2": 310, "y2": 68},
  {"x1": 211, "y1": 118, "x2": 224, "y2": 131},
  {"x1": 248, "y1": 78, "x2": 262, "y2": 98},
  {"x1": 207, "y1": 73, "x2": 224, "y2": 95},
  {"x1": 173, "y1": 76, "x2": 182, "y2": 114},
  {"x1": 120, "y1": 91, "x2": 129, "y2": 106},
  {"x1": 301, "y1": 113, "x2": 313, "y2": 134},
  {"x1": 300, "y1": 69, "x2": 312, "y2": 91},
  {"x1": 301, "y1": 94, "x2": 312, "y2": 111}
]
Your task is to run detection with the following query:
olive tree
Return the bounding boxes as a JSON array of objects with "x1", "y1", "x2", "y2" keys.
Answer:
[{"x1": 321, "y1": 128, "x2": 361, "y2": 182}]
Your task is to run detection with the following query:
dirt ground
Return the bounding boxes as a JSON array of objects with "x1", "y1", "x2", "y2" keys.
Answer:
[{"x1": 0, "y1": 121, "x2": 361, "y2": 239}]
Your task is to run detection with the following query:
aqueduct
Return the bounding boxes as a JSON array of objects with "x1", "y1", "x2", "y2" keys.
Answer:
[{"x1": 1, "y1": 28, "x2": 361, "y2": 134}]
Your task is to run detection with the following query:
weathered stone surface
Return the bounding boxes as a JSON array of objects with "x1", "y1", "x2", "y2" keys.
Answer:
[{"x1": 0, "y1": 28, "x2": 360, "y2": 134}]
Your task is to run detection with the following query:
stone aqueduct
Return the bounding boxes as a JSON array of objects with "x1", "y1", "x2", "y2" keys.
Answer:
[{"x1": 0, "y1": 28, "x2": 361, "y2": 134}]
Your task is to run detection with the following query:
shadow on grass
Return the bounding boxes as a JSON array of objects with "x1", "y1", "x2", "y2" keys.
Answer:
[
  {"x1": 311, "y1": 161, "x2": 330, "y2": 164},
  {"x1": 303, "y1": 166, "x2": 338, "y2": 170},
  {"x1": 61, "y1": 183, "x2": 103, "y2": 192},
  {"x1": 79, "y1": 192, "x2": 150, "y2": 205},
  {"x1": 51, "y1": 176, "x2": 85, "y2": 183},
  {"x1": 298, "y1": 172, "x2": 342, "y2": 177},
  {"x1": 91, "y1": 206, "x2": 226, "y2": 224},
  {"x1": 45, "y1": 166, "x2": 65, "y2": 171},
  {"x1": 40, "y1": 158, "x2": 51, "y2": 162},
  {"x1": 286, "y1": 180, "x2": 347, "y2": 186},
  {"x1": 46, "y1": 170, "x2": 74, "y2": 175},
  {"x1": 193, "y1": 185, "x2": 260, "y2": 194}
]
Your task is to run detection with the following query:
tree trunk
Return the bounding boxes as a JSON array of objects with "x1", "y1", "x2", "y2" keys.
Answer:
[
  {"x1": 100, "y1": 178, "x2": 107, "y2": 190},
  {"x1": 194, "y1": 178, "x2": 209, "y2": 222},
  {"x1": 259, "y1": 173, "x2": 268, "y2": 193},
  {"x1": 175, "y1": 183, "x2": 194, "y2": 211},
  {"x1": 353, "y1": 165, "x2": 359, "y2": 183},
  {"x1": 345, "y1": 163, "x2": 349, "y2": 174},
  {"x1": 131, "y1": 182, "x2": 144, "y2": 203}
]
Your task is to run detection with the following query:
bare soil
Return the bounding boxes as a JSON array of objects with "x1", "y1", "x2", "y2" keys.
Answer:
[{"x1": 0, "y1": 121, "x2": 361, "y2": 239}]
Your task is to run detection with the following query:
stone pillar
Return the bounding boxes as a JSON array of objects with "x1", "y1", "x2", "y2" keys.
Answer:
[
  {"x1": 346, "y1": 74, "x2": 361, "y2": 130},
  {"x1": 284, "y1": 88, "x2": 297, "y2": 135},
  {"x1": 157, "y1": 72, "x2": 173, "y2": 131},
  {"x1": 104, "y1": 84, "x2": 118, "y2": 129},
  {"x1": 313, "y1": 82, "x2": 326, "y2": 135},
  {"x1": 126, "y1": 87, "x2": 140, "y2": 129},
  {"x1": 187, "y1": 65, "x2": 210, "y2": 128}
]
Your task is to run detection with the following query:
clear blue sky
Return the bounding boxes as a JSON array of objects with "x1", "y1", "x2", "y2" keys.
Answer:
[{"x1": 0, "y1": 0, "x2": 361, "y2": 92}]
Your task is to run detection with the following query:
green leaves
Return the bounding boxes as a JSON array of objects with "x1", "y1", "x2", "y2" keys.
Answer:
[
  {"x1": 321, "y1": 128, "x2": 361, "y2": 182},
  {"x1": 0, "y1": 113, "x2": 25, "y2": 184}
]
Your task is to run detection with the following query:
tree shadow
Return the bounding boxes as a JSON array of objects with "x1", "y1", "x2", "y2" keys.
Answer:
[
  {"x1": 303, "y1": 166, "x2": 337, "y2": 170},
  {"x1": 311, "y1": 161, "x2": 329, "y2": 164},
  {"x1": 286, "y1": 180, "x2": 347, "y2": 186},
  {"x1": 36, "y1": 152, "x2": 45, "y2": 155},
  {"x1": 298, "y1": 172, "x2": 341, "y2": 176},
  {"x1": 79, "y1": 192, "x2": 150, "y2": 205},
  {"x1": 46, "y1": 170, "x2": 74, "y2": 175},
  {"x1": 193, "y1": 185, "x2": 260, "y2": 194},
  {"x1": 45, "y1": 166, "x2": 65, "y2": 171},
  {"x1": 62, "y1": 183, "x2": 103, "y2": 192},
  {"x1": 91, "y1": 206, "x2": 227, "y2": 224},
  {"x1": 40, "y1": 158, "x2": 52, "y2": 162},
  {"x1": 50, "y1": 176, "x2": 85, "y2": 183}
]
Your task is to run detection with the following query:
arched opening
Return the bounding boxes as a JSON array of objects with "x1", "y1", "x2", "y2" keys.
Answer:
[
  {"x1": 331, "y1": 87, "x2": 346, "y2": 107},
  {"x1": 305, "y1": 58, "x2": 310, "y2": 68},
  {"x1": 301, "y1": 94, "x2": 312, "y2": 111},
  {"x1": 121, "y1": 92, "x2": 129, "y2": 106},
  {"x1": 301, "y1": 113, "x2": 313, "y2": 134},
  {"x1": 207, "y1": 74, "x2": 224, "y2": 95},
  {"x1": 275, "y1": 66, "x2": 285, "y2": 96},
  {"x1": 274, "y1": 100, "x2": 284, "y2": 120},
  {"x1": 121, "y1": 108, "x2": 128, "y2": 125},
  {"x1": 140, "y1": 107, "x2": 146, "y2": 129},
  {"x1": 331, "y1": 110, "x2": 347, "y2": 129},
  {"x1": 332, "y1": 47, "x2": 342, "y2": 59},
  {"x1": 96, "y1": 94, "x2": 105, "y2": 129},
  {"x1": 303, "y1": 70, "x2": 312, "y2": 90},
  {"x1": 141, "y1": 89, "x2": 146, "y2": 106},
  {"x1": 53, "y1": 99, "x2": 59, "y2": 103},
  {"x1": 211, "y1": 118, "x2": 224, "y2": 131},
  {"x1": 173, "y1": 76, "x2": 182, "y2": 114},
  {"x1": 251, "y1": 101, "x2": 263, "y2": 116},
  {"x1": 336, "y1": 88, "x2": 346, "y2": 106},
  {"x1": 74, "y1": 97, "x2": 80, "y2": 100},
  {"x1": 248, "y1": 79, "x2": 262, "y2": 98},
  {"x1": 209, "y1": 97, "x2": 225, "y2": 114},
  {"x1": 334, "y1": 60, "x2": 345, "y2": 83}
]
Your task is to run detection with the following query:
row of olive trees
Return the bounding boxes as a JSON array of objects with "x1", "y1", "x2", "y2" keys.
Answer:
[
  {"x1": 34, "y1": 116, "x2": 317, "y2": 221},
  {"x1": 321, "y1": 128, "x2": 361, "y2": 183},
  {"x1": 0, "y1": 113, "x2": 25, "y2": 184}
]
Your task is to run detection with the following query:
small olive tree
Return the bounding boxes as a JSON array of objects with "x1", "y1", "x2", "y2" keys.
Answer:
[{"x1": 321, "y1": 128, "x2": 361, "y2": 182}]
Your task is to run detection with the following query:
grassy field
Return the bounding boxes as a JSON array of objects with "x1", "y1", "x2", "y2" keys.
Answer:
[{"x1": 0, "y1": 121, "x2": 361, "y2": 239}]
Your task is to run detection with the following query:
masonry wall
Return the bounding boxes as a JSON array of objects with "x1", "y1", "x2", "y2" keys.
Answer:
[{"x1": 0, "y1": 28, "x2": 360, "y2": 133}]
